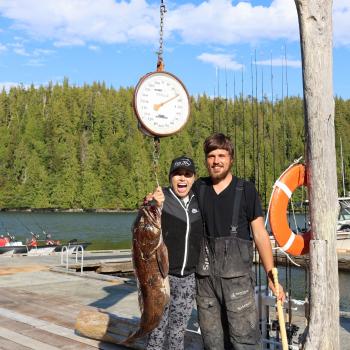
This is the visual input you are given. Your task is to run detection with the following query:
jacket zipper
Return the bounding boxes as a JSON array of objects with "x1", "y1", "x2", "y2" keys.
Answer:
[{"x1": 169, "y1": 189, "x2": 193, "y2": 276}]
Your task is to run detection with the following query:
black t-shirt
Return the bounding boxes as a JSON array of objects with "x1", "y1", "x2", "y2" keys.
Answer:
[{"x1": 195, "y1": 176, "x2": 263, "y2": 240}]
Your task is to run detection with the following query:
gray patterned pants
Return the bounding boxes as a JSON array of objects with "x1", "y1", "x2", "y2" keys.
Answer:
[{"x1": 146, "y1": 273, "x2": 196, "y2": 350}]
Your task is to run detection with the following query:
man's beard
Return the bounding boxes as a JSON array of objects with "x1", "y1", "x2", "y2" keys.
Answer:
[{"x1": 209, "y1": 167, "x2": 231, "y2": 181}]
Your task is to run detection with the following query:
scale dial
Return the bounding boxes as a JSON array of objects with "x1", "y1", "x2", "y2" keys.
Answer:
[{"x1": 133, "y1": 71, "x2": 190, "y2": 136}]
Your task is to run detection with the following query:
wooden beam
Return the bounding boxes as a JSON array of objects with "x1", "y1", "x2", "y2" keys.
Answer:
[{"x1": 294, "y1": 0, "x2": 340, "y2": 348}]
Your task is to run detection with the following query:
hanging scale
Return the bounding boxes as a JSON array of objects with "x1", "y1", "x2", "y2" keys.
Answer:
[{"x1": 133, "y1": 0, "x2": 190, "y2": 185}]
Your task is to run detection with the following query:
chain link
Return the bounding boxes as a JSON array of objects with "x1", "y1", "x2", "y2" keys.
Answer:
[
  {"x1": 157, "y1": 0, "x2": 167, "y2": 69},
  {"x1": 152, "y1": 137, "x2": 161, "y2": 187}
]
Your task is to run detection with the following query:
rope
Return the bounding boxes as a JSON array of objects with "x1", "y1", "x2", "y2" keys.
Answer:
[
  {"x1": 265, "y1": 157, "x2": 304, "y2": 266},
  {"x1": 272, "y1": 246, "x2": 301, "y2": 267},
  {"x1": 264, "y1": 156, "x2": 303, "y2": 227}
]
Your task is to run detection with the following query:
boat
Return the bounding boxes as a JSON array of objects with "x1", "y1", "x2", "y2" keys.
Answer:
[
  {"x1": 54, "y1": 239, "x2": 91, "y2": 253},
  {"x1": 26, "y1": 232, "x2": 62, "y2": 255},
  {"x1": 294, "y1": 197, "x2": 350, "y2": 236},
  {"x1": 1, "y1": 231, "x2": 90, "y2": 256},
  {"x1": 0, "y1": 234, "x2": 28, "y2": 255}
]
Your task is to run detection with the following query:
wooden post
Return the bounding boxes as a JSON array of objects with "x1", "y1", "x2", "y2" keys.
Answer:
[{"x1": 294, "y1": 1, "x2": 340, "y2": 349}]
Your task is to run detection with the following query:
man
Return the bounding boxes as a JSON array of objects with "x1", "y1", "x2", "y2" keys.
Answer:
[{"x1": 194, "y1": 133, "x2": 285, "y2": 350}]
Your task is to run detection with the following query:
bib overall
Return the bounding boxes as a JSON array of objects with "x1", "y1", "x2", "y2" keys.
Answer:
[{"x1": 196, "y1": 179, "x2": 261, "y2": 350}]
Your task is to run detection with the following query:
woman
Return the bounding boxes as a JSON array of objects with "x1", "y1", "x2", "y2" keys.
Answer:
[{"x1": 146, "y1": 156, "x2": 203, "y2": 350}]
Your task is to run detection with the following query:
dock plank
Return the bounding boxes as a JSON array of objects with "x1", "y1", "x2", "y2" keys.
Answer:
[
  {"x1": 0, "y1": 287, "x2": 80, "y2": 328},
  {"x1": 0, "y1": 336, "x2": 32, "y2": 350},
  {"x1": 0, "y1": 316, "x2": 96, "y2": 350},
  {"x1": 0, "y1": 326, "x2": 60, "y2": 350},
  {"x1": 0, "y1": 307, "x2": 126, "y2": 350}
]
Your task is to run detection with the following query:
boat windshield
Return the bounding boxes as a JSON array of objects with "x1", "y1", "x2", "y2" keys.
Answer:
[{"x1": 339, "y1": 198, "x2": 350, "y2": 221}]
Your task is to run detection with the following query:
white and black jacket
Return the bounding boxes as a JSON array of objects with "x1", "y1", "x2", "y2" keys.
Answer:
[{"x1": 161, "y1": 187, "x2": 203, "y2": 277}]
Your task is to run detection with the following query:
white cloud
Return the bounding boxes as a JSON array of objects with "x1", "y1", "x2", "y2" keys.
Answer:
[
  {"x1": 33, "y1": 48, "x2": 54, "y2": 56},
  {"x1": 0, "y1": 81, "x2": 27, "y2": 91},
  {"x1": 25, "y1": 58, "x2": 45, "y2": 67},
  {"x1": 0, "y1": 0, "x2": 159, "y2": 46},
  {"x1": 88, "y1": 45, "x2": 100, "y2": 51},
  {"x1": 333, "y1": 0, "x2": 350, "y2": 46},
  {"x1": 197, "y1": 52, "x2": 243, "y2": 70},
  {"x1": 0, "y1": 43, "x2": 7, "y2": 52},
  {"x1": 0, "y1": 0, "x2": 348, "y2": 47},
  {"x1": 169, "y1": 0, "x2": 298, "y2": 45},
  {"x1": 13, "y1": 47, "x2": 30, "y2": 56},
  {"x1": 256, "y1": 58, "x2": 301, "y2": 68}
]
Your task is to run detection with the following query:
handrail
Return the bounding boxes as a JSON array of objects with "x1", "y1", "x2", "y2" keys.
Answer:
[
  {"x1": 75, "y1": 245, "x2": 84, "y2": 275},
  {"x1": 60, "y1": 246, "x2": 69, "y2": 270},
  {"x1": 60, "y1": 245, "x2": 84, "y2": 274}
]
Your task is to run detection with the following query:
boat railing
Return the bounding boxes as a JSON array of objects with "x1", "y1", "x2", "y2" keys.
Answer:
[
  {"x1": 255, "y1": 286, "x2": 306, "y2": 350},
  {"x1": 60, "y1": 245, "x2": 84, "y2": 274}
]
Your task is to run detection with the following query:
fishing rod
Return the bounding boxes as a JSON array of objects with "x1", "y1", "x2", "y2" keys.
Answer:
[
  {"x1": 12, "y1": 214, "x2": 36, "y2": 237},
  {"x1": 242, "y1": 66, "x2": 246, "y2": 179},
  {"x1": 255, "y1": 49, "x2": 260, "y2": 193},
  {"x1": 233, "y1": 72, "x2": 238, "y2": 176},
  {"x1": 250, "y1": 54, "x2": 255, "y2": 183}
]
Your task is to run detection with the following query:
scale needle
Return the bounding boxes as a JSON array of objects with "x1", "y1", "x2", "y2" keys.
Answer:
[{"x1": 153, "y1": 94, "x2": 179, "y2": 111}]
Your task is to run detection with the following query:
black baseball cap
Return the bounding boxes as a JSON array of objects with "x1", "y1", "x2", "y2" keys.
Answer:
[{"x1": 169, "y1": 156, "x2": 196, "y2": 177}]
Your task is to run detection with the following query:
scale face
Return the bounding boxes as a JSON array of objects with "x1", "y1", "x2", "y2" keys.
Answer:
[{"x1": 133, "y1": 71, "x2": 190, "y2": 136}]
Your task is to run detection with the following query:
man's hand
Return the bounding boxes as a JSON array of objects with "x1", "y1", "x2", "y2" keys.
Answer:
[{"x1": 268, "y1": 272, "x2": 286, "y2": 303}]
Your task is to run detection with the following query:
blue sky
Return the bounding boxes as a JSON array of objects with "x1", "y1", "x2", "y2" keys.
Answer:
[{"x1": 0, "y1": 0, "x2": 349, "y2": 99}]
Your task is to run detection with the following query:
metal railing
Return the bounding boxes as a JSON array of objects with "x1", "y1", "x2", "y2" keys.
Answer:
[{"x1": 60, "y1": 245, "x2": 84, "y2": 275}]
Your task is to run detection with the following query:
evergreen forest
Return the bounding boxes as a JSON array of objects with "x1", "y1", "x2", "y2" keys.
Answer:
[{"x1": 0, "y1": 79, "x2": 349, "y2": 210}]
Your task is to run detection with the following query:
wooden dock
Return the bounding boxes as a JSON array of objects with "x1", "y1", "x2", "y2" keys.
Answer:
[
  {"x1": 0, "y1": 251, "x2": 202, "y2": 349},
  {"x1": 0, "y1": 250, "x2": 349, "y2": 349}
]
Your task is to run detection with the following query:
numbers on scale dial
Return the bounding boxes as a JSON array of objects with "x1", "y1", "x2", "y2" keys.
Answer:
[{"x1": 135, "y1": 72, "x2": 189, "y2": 136}]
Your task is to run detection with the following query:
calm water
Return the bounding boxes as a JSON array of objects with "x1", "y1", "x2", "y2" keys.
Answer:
[
  {"x1": 0, "y1": 211, "x2": 136, "y2": 246},
  {"x1": 0, "y1": 211, "x2": 349, "y2": 311}
]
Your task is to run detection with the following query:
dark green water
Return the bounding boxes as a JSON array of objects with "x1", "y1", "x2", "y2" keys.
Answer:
[{"x1": 0, "y1": 211, "x2": 136, "y2": 250}]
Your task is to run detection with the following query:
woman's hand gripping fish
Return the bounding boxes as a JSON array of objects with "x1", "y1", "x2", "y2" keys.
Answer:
[{"x1": 122, "y1": 203, "x2": 170, "y2": 345}]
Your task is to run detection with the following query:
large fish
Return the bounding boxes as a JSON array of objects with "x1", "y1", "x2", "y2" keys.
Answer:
[{"x1": 122, "y1": 203, "x2": 170, "y2": 345}]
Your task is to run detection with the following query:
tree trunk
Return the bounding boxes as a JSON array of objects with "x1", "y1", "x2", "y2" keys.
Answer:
[{"x1": 294, "y1": 1, "x2": 339, "y2": 349}]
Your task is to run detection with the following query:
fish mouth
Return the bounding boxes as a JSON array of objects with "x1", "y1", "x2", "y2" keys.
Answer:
[{"x1": 142, "y1": 205, "x2": 161, "y2": 228}]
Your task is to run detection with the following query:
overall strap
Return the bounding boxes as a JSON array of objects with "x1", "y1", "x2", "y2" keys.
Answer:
[{"x1": 230, "y1": 179, "x2": 244, "y2": 235}]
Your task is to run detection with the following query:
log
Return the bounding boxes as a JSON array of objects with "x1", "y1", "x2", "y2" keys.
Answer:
[
  {"x1": 75, "y1": 307, "x2": 203, "y2": 350},
  {"x1": 75, "y1": 307, "x2": 145, "y2": 349},
  {"x1": 96, "y1": 262, "x2": 134, "y2": 274}
]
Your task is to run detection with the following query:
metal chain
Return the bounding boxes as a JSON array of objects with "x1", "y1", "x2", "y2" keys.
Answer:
[
  {"x1": 152, "y1": 137, "x2": 161, "y2": 187},
  {"x1": 157, "y1": 0, "x2": 167, "y2": 70},
  {"x1": 151, "y1": 1, "x2": 166, "y2": 185}
]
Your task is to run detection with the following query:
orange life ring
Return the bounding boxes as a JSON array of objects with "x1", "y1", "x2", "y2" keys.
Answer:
[{"x1": 269, "y1": 163, "x2": 311, "y2": 256}]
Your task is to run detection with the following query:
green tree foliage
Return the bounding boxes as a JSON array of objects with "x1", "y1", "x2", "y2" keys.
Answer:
[{"x1": 0, "y1": 81, "x2": 349, "y2": 209}]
